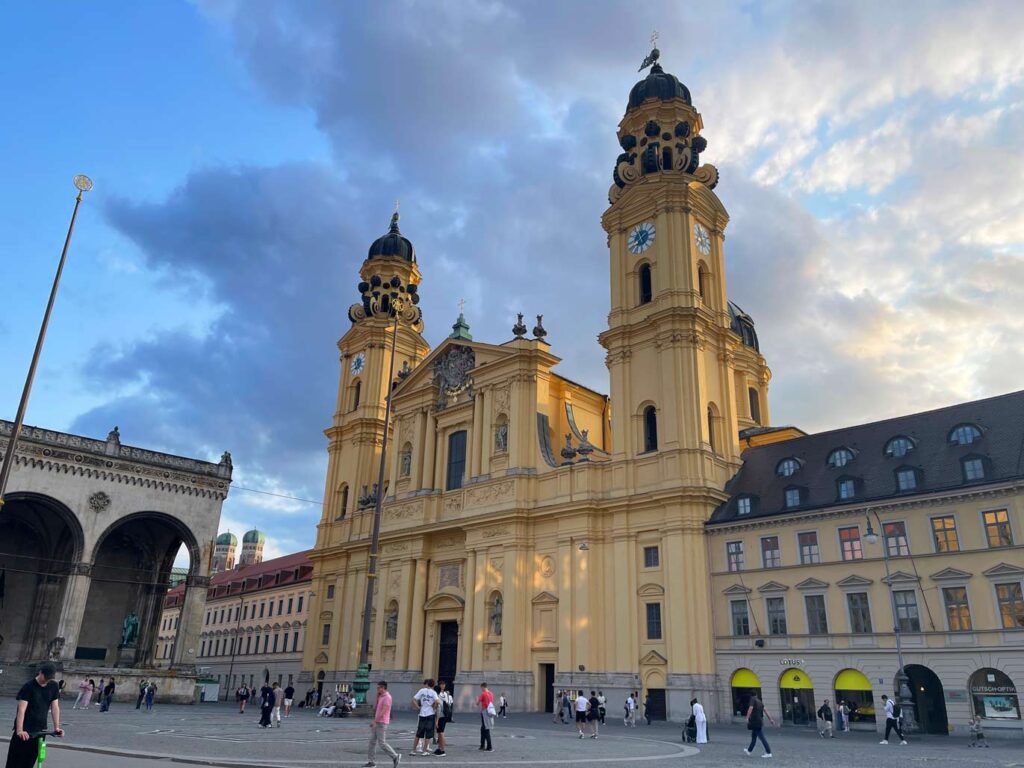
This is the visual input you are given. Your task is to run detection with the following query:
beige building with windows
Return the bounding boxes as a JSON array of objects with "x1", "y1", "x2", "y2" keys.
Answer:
[
  {"x1": 708, "y1": 394, "x2": 1024, "y2": 737},
  {"x1": 301, "y1": 47, "x2": 1024, "y2": 732},
  {"x1": 157, "y1": 543, "x2": 313, "y2": 698}
]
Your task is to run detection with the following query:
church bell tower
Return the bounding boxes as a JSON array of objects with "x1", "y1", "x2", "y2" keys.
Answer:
[{"x1": 599, "y1": 45, "x2": 768, "y2": 483}]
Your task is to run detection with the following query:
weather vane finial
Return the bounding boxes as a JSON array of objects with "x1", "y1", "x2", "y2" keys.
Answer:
[
  {"x1": 639, "y1": 30, "x2": 660, "y2": 72},
  {"x1": 390, "y1": 199, "x2": 400, "y2": 231}
]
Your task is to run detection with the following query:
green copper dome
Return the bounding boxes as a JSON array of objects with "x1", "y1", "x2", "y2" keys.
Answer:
[
  {"x1": 243, "y1": 528, "x2": 266, "y2": 544},
  {"x1": 216, "y1": 531, "x2": 237, "y2": 546}
]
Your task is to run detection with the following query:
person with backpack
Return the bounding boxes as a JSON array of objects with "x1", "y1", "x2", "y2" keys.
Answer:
[
  {"x1": 879, "y1": 694, "x2": 907, "y2": 745},
  {"x1": 816, "y1": 699, "x2": 834, "y2": 738},
  {"x1": 433, "y1": 680, "x2": 453, "y2": 757}
]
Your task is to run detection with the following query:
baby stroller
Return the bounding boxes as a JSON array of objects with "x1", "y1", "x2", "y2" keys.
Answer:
[{"x1": 683, "y1": 714, "x2": 697, "y2": 743}]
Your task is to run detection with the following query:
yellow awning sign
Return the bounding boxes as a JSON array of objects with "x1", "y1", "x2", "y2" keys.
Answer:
[
  {"x1": 834, "y1": 669, "x2": 872, "y2": 692},
  {"x1": 780, "y1": 668, "x2": 814, "y2": 689},
  {"x1": 731, "y1": 668, "x2": 762, "y2": 688}
]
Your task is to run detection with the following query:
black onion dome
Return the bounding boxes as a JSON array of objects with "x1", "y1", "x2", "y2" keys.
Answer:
[
  {"x1": 728, "y1": 301, "x2": 760, "y2": 352},
  {"x1": 367, "y1": 212, "x2": 416, "y2": 262},
  {"x1": 627, "y1": 64, "x2": 692, "y2": 110}
]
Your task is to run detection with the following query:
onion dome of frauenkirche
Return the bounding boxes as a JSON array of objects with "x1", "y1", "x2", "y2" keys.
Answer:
[
  {"x1": 216, "y1": 531, "x2": 237, "y2": 546},
  {"x1": 367, "y1": 211, "x2": 416, "y2": 262},
  {"x1": 242, "y1": 528, "x2": 266, "y2": 544}
]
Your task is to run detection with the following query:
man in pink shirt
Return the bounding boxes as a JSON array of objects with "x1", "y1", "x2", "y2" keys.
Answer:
[
  {"x1": 477, "y1": 682, "x2": 494, "y2": 752},
  {"x1": 364, "y1": 680, "x2": 401, "y2": 768}
]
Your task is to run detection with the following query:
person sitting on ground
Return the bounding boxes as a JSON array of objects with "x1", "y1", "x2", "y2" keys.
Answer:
[{"x1": 318, "y1": 695, "x2": 337, "y2": 717}]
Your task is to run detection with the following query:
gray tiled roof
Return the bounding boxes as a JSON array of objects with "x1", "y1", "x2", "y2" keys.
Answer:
[{"x1": 708, "y1": 389, "x2": 1024, "y2": 526}]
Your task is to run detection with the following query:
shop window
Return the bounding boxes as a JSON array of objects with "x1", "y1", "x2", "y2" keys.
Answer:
[
  {"x1": 996, "y1": 582, "x2": 1024, "y2": 629},
  {"x1": 804, "y1": 594, "x2": 828, "y2": 635},
  {"x1": 643, "y1": 405, "x2": 658, "y2": 452},
  {"x1": 893, "y1": 590, "x2": 921, "y2": 632},
  {"x1": 798, "y1": 531, "x2": 820, "y2": 564},
  {"x1": 446, "y1": 430, "x2": 467, "y2": 490},
  {"x1": 983, "y1": 509, "x2": 1013, "y2": 548},
  {"x1": 839, "y1": 526, "x2": 862, "y2": 561},
  {"x1": 766, "y1": 597, "x2": 787, "y2": 635},
  {"x1": 726, "y1": 541, "x2": 744, "y2": 572},
  {"x1": 731, "y1": 668, "x2": 762, "y2": 717},
  {"x1": 847, "y1": 592, "x2": 873, "y2": 634},
  {"x1": 969, "y1": 668, "x2": 1020, "y2": 721},
  {"x1": 883, "y1": 521, "x2": 910, "y2": 557},
  {"x1": 779, "y1": 668, "x2": 815, "y2": 726},
  {"x1": 638, "y1": 263, "x2": 653, "y2": 305},
  {"x1": 761, "y1": 536, "x2": 781, "y2": 569},
  {"x1": 942, "y1": 586, "x2": 972, "y2": 631},
  {"x1": 931, "y1": 516, "x2": 959, "y2": 553},
  {"x1": 731, "y1": 600, "x2": 750, "y2": 636},
  {"x1": 833, "y1": 669, "x2": 876, "y2": 724}
]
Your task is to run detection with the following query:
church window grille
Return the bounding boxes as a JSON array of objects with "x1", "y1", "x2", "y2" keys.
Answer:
[
  {"x1": 639, "y1": 263, "x2": 652, "y2": 305},
  {"x1": 698, "y1": 264, "x2": 707, "y2": 299},
  {"x1": 748, "y1": 387, "x2": 761, "y2": 425},
  {"x1": 643, "y1": 406, "x2": 658, "y2": 452},
  {"x1": 949, "y1": 423, "x2": 982, "y2": 445},
  {"x1": 446, "y1": 430, "x2": 467, "y2": 491},
  {"x1": 885, "y1": 436, "x2": 914, "y2": 458}
]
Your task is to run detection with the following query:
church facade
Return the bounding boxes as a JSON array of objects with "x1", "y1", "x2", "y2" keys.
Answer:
[{"x1": 302, "y1": 54, "x2": 772, "y2": 720}]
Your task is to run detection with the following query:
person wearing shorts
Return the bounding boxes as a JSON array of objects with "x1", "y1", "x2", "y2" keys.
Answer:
[
  {"x1": 411, "y1": 679, "x2": 439, "y2": 756},
  {"x1": 283, "y1": 685, "x2": 295, "y2": 717},
  {"x1": 433, "y1": 681, "x2": 453, "y2": 757},
  {"x1": 575, "y1": 690, "x2": 588, "y2": 737}
]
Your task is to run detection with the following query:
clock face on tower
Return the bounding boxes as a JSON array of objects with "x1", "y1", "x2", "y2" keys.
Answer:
[
  {"x1": 694, "y1": 223, "x2": 711, "y2": 256},
  {"x1": 627, "y1": 222, "x2": 656, "y2": 254},
  {"x1": 350, "y1": 352, "x2": 365, "y2": 376}
]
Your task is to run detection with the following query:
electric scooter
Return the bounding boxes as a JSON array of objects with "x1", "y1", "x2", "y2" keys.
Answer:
[{"x1": 28, "y1": 731, "x2": 61, "y2": 767}]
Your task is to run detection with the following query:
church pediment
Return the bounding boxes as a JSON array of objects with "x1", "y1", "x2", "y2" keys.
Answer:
[
  {"x1": 637, "y1": 583, "x2": 665, "y2": 597},
  {"x1": 882, "y1": 570, "x2": 920, "y2": 585},
  {"x1": 392, "y1": 337, "x2": 520, "y2": 398},
  {"x1": 315, "y1": 651, "x2": 328, "y2": 664},
  {"x1": 837, "y1": 575, "x2": 873, "y2": 588},
  {"x1": 757, "y1": 581, "x2": 789, "y2": 594},
  {"x1": 723, "y1": 583, "x2": 752, "y2": 595},
  {"x1": 639, "y1": 650, "x2": 668, "y2": 666},
  {"x1": 983, "y1": 562, "x2": 1024, "y2": 578},
  {"x1": 929, "y1": 567, "x2": 973, "y2": 581},
  {"x1": 424, "y1": 593, "x2": 465, "y2": 610},
  {"x1": 795, "y1": 577, "x2": 829, "y2": 590},
  {"x1": 532, "y1": 591, "x2": 559, "y2": 605}
]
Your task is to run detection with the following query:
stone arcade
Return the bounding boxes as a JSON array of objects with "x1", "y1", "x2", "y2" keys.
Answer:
[{"x1": 0, "y1": 422, "x2": 231, "y2": 701}]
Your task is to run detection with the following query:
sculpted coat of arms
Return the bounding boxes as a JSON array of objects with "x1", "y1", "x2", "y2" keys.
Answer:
[{"x1": 433, "y1": 345, "x2": 475, "y2": 410}]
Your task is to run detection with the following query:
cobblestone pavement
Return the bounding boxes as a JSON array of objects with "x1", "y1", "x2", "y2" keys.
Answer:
[{"x1": 0, "y1": 701, "x2": 1018, "y2": 767}]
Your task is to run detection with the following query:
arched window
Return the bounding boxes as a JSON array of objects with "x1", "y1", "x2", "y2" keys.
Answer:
[
  {"x1": 776, "y1": 457, "x2": 801, "y2": 477},
  {"x1": 707, "y1": 403, "x2": 719, "y2": 454},
  {"x1": 884, "y1": 436, "x2": 915, "y2": 458},
  {"x1": 639, "y1": 263, "x2": 653, "y2": 305},
  {"x1": 827, "y1": 448, "x2": 855, "y2": 468},
  {"x1": 969, "y1": 668, "x2": 1020, "y2": 721},
  {"x1": 697, "y1": 263, "x2": 708, "y2": 300},
  {"x1": 643, "y1": 405, "x2": 658, "y2": 452},
  {"x1": 748, "y1": 387, "x2": 761, "y2": 425},
  {"x1": 337, "y1": 484, "x2": 349, "y2": 520},
  {"x1": 949, "y1": 424, "x2": 982, "y2": 446},
  {"x1": 351, "y1": 380, "x2": 361, "y2": 410}
]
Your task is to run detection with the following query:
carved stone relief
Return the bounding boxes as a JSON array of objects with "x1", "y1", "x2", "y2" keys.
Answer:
[{"x1": 466, "y1": 480, "x2": 513, "y2": 507}]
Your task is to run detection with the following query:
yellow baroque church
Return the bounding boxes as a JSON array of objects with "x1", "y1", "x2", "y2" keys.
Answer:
[
  {"x1": 303, "y1": 50, "x2": 770, "y2": 721},
  {"x1": 301, "y1": 50, "x2": 1024, "y2": 733}
]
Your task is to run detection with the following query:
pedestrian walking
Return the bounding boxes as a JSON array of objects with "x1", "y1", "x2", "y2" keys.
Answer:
[
  {"x1": 410, "y1": 678, "x2": 439, "y2": 756},
  {"x1": 433, "y1": 680, "x2": 453, "y2": 757},
  {"x1": 817, "y1": 699, "x2": 834, "y2": 738},
  {"x1": 691, "y1": 697, "x2": 708, "y2": 744},
  {"x1": 145, "y1": 682, "x2": 157, "y2": 712},
  {"x1": 135, "y1": 679, "x2": 148, "y2": 710},
  {"x1": 364, "y1": 680, "x2": 401, "y2": 768},
  {"x1": 967, "y1": 716, "x2": 988, "y2": 747},
  {"x1": 587, "y1": 690, "x2": 601, "y2": 739},
  {"x1": 499, "y1": 693, "x2": 508, "y2": 718},
  {"x1": 644, "y1": 693, "x2": 653, "y2": 725},
  {"x1": 258, "y1": 682, "x2": 275, "y2": 728},
  {"x1": 94, "y1": 678, "x2": 105, "y2": 708},
  {"x1": 742, "y1": 694, "x2": 775, "y2": 758},
  {"x1": 478, "y1": 682, "x2": 495, "y2": 752},
  {"x1": 573, "y1": 690, "x2": 588, "y2": 738},
  {"x1": 597, "y1": 690, "x2": 606, "y2": 724},
  {"x1": 271, "y1": 682, "x2": 283, "y2": 726},
  {"x1": 624, "y1": 692, "x2": 637, "y2": 727},
  {"x1": 283, "y1": 684, "x2": 295, "y2": 717},
  {"x1": 553, "y1": 690, "x2": 563, "y2": 723},
  {"x1": 237, "y1": 684, "x2": 251, "y2": 714},
  {"x1": 563, "y1": 690, "x2": 573, "y2": 724},
  {"x1": 879, "y1": 695, "x2": 907, "y2": 745},
  {"x1": 72, "y1": 678, "x2": 93, "y2": 710},
  {"x1": 7, "y1": 663, "x2": 64, "y2": 768},
  {"x1": 100, "y1": 678, "x2": 116, "y2": 712}
]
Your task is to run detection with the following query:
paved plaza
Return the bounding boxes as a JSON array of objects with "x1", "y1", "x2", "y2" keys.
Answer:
[{"x1": 1, "y1": 700, "x2": 1019, "y2": 767}]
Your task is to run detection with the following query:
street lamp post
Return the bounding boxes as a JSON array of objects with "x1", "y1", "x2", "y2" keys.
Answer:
[
  {"x1": 864, "y1": 510, "x2": 917, "y2": 732},
  {"x1": 224, "y1": 594, "x2": 245, "y2": 701},
  {"x1": 0, "y1": 175, "x2": 92, "y2": 508},
  {"x1": 352, "y1": 289, "x2": 410, "y2": 705}
]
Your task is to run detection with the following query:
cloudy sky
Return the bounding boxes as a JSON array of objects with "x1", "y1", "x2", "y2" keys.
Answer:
[{"x1": 3, "y1": 1, "x2": 1023, "y2": 563}]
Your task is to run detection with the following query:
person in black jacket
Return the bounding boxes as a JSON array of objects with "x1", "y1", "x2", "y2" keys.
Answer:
[
  {"x1": 817, "y1": 699, "x2": 834, "y2": 738},
  {"x1": 257, "y1": 683, "x2": 275, "y2": 728}
]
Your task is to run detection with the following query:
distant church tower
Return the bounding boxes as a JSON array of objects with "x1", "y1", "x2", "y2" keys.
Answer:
[
  {"x1": 240, "y1": 528, "x2": 266, "y2": 566},
  {"x1": 316, "y1": 211, "x2": 430, "y2": 540},
  {"x1": 212, "y1": 531, "x2": 237, "y2": 573}
]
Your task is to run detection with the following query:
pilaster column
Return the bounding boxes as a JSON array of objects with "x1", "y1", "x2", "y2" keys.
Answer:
[
  {"x1": 407, "y1": 559, "x2": 428, "y2": 675},
  {"x1": 431, "y1": 431, "x2": 443, "y2": 490},
  {"x1": 470, "y1": 553, "x2": 487, "y2": 670},
  {"x1": 397, "y1": 558, "x2": 414, "y2": 669},
  {"x1": 55, "y1": 563, "x2": 92, "y2": 660},
  {"x1": 412, "y1": 410, "x2": 426, "y2": 490},
  {"x1": 470, "y1": 393, "x2": 483, "y2": 479},
  {"x1": 460, "y1": 550, "x2": 477, "y2": 671},
  {"x1": 172, "y1": 573, "x2": 211, "y2": 671},
  {"x1": 422, "y1": 411, "x2": 437, "y2": 491},
  {"x1": 481, "y1": 388, "x2": 493, "y2": 476}
]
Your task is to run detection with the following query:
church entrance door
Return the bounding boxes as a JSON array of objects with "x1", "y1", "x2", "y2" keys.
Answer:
[{"x1": 437, "y1": 621, "x2": 459, "y2": 698}]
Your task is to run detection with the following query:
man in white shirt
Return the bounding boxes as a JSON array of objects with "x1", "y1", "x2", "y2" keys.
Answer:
[
  {"x1": 879, "y1": 694, "x2": 907, "y2": 746},
  {"x1": 624, "y1": 693, "x2": 637, "y2": 727},
  {"x1": 411, "y1": 679, "x2": 440, "y2": 756},
  {"x1": 575, "y1": 690, "x2": 589, "y2": 738}
]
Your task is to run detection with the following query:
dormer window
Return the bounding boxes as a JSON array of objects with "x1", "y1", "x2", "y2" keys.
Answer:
[
  {"x1": 885, "y1": 436, "x2": 915, "y2": 458},
  {"x1": 827, "y1": 448, "x2": 855, "y2": 468},
  {"x1": 961, "y1": 456, "x2": 987, "y2": 482},
  {"x1": 784, "y1": 487, "x2": 804, "y2": 509},
  {"x1": 949, "y1": 424, "x2": 982, "y2": 446},
  {"x1": 895, "y1": 467, "x2": 919, "y2": 492},
  {"x1": 837, "y1": 477, "x2": 858, "y2": 500},
  {"x1": 776, "y1": 458, "x2": 801, "y2": 477},
  {"x1": 736, "y1": 496, "x2": 752, "y2": 515}
]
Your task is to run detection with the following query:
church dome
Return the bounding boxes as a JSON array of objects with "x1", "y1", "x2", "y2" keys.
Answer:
[
  {"x1": 243, "y1": 528, "x2": 266, "y2": 545},
  {"x1": 628, "y1": 63, "x2": 691, "y2": 110},
  {"x1": 367, "y1": 212, "x2": 415, "y2": 262},
  {"x1": 216, "y1": 531, "x2": 237, "y2": 546}
]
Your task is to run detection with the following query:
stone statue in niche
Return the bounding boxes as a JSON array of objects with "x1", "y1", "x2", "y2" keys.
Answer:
[
  {"x1": 385, "y1": 607, "x2": 398, "y2": 641},
  {"x1": 490, "y1": 595, "x2": 503, "y2": 636},
  {"x1": 495, "y1": 422, "x2": 508, "y2": 453},
  {"x1": 121, "y1": 612, "x2": 140, "y2": 646},
  {"x1": 399, "y1": 448, "x2": 412, "y2": 478}
]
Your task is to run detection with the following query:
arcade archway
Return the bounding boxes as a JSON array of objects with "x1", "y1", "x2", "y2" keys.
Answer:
[
  {"x1": 905, "y1": 664, "x2": 948, "y2": 735},
  {"x1": 0, "y1": 493, "x2": 84, "y2": 661},
  {"x1": 77, "y1": 512, "x2": 198, "y2": 666}
]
